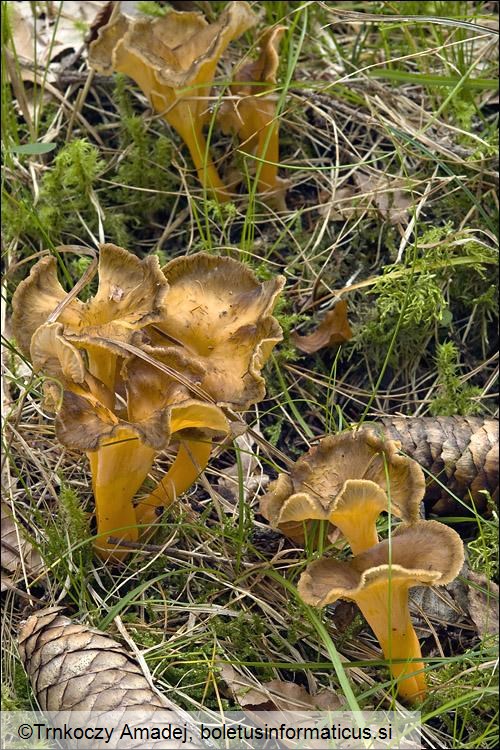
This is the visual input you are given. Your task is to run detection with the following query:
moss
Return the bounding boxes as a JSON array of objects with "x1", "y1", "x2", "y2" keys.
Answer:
[
  {"x1": 38, "y1": 484, "x2": 92, "y2": 575},
  {"x1": 2, "y1": 663, "x2": 33, "y2": 711},
  {"x1": 2, "y1": 136, "x2": 105, "y2": 246},
  {"x1": 467, "y1": 498, "x2": 499, "y2": 580},
  {"x1": 427, "y1": 651, "x2": 499, "y2": 745},
  {"x1": 354, "y1": 225, "x2": 498, "y2": 370},
  {"x1": 110, "y1": 78, "x2": 177, "y2": 232},
  {"x1": 430, "y1": 341, "x2": 483, "y2": 417},
  {"x1": 137, "y1": 1, "x2": 170, "y2": 17}
]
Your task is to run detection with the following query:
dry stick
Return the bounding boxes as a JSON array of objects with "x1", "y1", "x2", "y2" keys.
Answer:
[{"x1": 65, "y1": 68, "x2": 96, "y2": 142}]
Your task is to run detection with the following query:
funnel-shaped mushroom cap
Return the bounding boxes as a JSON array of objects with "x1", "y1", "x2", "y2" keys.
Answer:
[
  {"x1": 89, "y1": 2, "x2": 257, "y2": 106},
  {"x1": 262, "y1": 478, "x2": 389, "y2": 554},
  {"x1": 260, "y1": 430, "x2": 425, "y2": 549},
  {"x1": 55, "y1": 389, "x2": 170, "y2": 453},
  {"x1": 54, "y1": 344, "x2": 229, "y2": 454},
  {"x1": 88, "y1": 2, "x2": 257, "y2": 200},
  {"x1": 218, "y1": 25, "x2": 288, "y2": 207},
  {"x1": 30, "y1": 322, "x2": 86, "y2": 384},
  {"x1": 151, "y1": 253, "x2": 285, "y2": 410},
  {"x1": 12, "y1": 245, "x2": 169, "y2": 357},
  {"x1": 298, "y1": 520, "x2": 465, "y2": 608},
  {"x1": 12, "y1": 244, "x2": 170, "y2": 395},
  {"x1": 298, "y1": 520, "x2": 464, "y2": 702},
  {"x1": 122, "y1": 344, "x2": 230, "y2": 440},
  {"x1": 12, "y1": 257, "x2": 84, "y2": 358}
]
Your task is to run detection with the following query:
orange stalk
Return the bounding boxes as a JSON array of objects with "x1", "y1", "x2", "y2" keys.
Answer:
[
  {"x1": 136, "y1": 438, "x2": 212, "y2": 529},
  {"x1": 89, "y1": 428, "x2": 155, "y2": 561}
]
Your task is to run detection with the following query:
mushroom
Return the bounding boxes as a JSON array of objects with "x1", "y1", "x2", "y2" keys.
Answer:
[
  {"x1": 12, "y1": 245, "x2": 283, "y2": 557},
  {"x1": 135, "y1": 252, "x2": 285, "y2": 523},
  {"x1": 11, "y1": 246, "x2": 230, "y2": 559},
  {"x1": 12, "y1": 244, "x2": 170, "y2": 396},
  {"x1": 218, "y1": 25, "x2": 288, "y2": 208},
  {"x1": 260, "y1": 430, "x2": 425, "y2": 553},
  {"x1": 38, "y1": 340, "x2": 228, "y2": 560},
  {"x1": 88, "y1": 2, "x2": 257, "y2": 201},
  {"x1": 298, "y1": 520, "x2": 465, "y2": 702}
]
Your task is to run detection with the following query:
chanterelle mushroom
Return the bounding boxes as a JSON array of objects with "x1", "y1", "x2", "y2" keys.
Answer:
[
  {"x1": 56, "y1": 345, "x2": 229, "y2": 558},
  {"x1": 135, "y1": 252, "x2": 285, "y2": 525},
  {"x1": 218, "y1": 25, "x2": 288, "y2": 208},
  {"x1": 12, "y1": 244, "x2": 170, "y2": 396},
  {"x1": 298, "y1": 520, "x2": 465, "y2": 702},
  {"x1": 88, "y1": 1, "x2": 257, "y2": 200},
  {"x1": 260, "y1": 430, "x2": 425, "y2": 553},
  {"x1": 10, "y1": 246, "x2": 231, "y2": 560},
  {"x1": 12, "y1": 244, "x2": 283, "y2": 558}
]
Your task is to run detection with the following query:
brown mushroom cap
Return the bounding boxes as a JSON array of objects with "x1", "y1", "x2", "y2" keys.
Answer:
[
  {"x1": 298, "y1": 520, "x2": 465, "y2": 608},
  {"x1": 298, "y1": 520, "x2": 464, "y2": 702},
  {"x1": 89, "y1": 2, "x2": 257, "y2": 95},
  {"x1": 151, "y1": 253, "x2": 284, "y2": 410},
  {"x1": 263, "y1": 478, "x2": 389, "y2": 553},
  {"x1": 30, "y1": 322, "x2": 86, "y2": 384},
  {"x1": 260, "y1": 430, "x2": 425, "y2": 546},
  {"x1": 55, "y1": 389, "x2": 171, "y2": 453},
  {"x1": 11, "y1": 244, "x2": 170, "y2": 359},
  {"x1": 12, "y1": 257, "x2": 84, "y2": 358},
  {"x1": 122, "y1": 344, "x2": 206, "y2": 423},
  {"x1": 218, "y1": 25, "x2": 288, "y2": 208}
]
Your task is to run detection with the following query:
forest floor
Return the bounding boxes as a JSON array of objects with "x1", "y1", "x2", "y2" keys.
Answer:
[{"x1": 2, "y1": 2, "x2": 499, "y2": 748}]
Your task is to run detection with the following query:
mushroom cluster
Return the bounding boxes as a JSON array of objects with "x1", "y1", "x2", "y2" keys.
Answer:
[
  {"x1": 217, "y1": 25, "x2": 288, "y2": 209},
  {"x1": 260, "y1": 430, "x2": 465, "y2": 703},
  {"x1": 12, "y1": 245, "x2": 284, "y2": 560},
  {"x1": 88, "y1": 2, "x2": 288, "y2": 206}
]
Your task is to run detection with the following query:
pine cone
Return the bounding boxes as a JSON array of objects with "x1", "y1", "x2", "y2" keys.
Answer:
[
  {"x1": 379, "y1": 416, "x2": 499, "y2": 515},
  {"x1": 18, "y1": 608, "x2": 203, "y2": 749}
]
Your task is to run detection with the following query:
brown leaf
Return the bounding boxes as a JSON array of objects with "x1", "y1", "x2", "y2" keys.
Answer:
[
  {"x1": 318, "y1": 173, "x2": 413, "y2": 225},
  {"x1": 220, "y1": 664, "x2": 343, "y2": 711},
  {"x1": 317, "y1": 186, "x2": 359, "y2": 221},
  {"x1": 8, "y1": 2, "x2": 107, "y2": 68},
  {"x1": 1, "y1": 502, "x2": 44, "y2": 589},
  {"x1": 353, "y1": 172, "x2": 412, "y2": 225},
  {"x1": 291, "y1": 300, "x2": 352, "y2": 354},
  {"x1": 466, "y1": 571, "x2": 499, "y2": 639}
]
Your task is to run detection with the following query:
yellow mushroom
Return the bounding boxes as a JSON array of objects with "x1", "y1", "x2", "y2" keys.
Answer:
[
  {"x1": 12, "y1": 244, "x2": 170, "y2": 395},
  {"x1": 218, "y1": 25, "x2": 288, "y2": 209},
  {"x1": 54, "y1": 344, "x2": 228, "y2": 559},
  {"x1": 135, "y1": 252, "x2": 285, "y2": 523},
  {"x1": 298, "y1": 520, "x2": 465, "y2": 702},
  {"x1": 88, "y1": 2, "x2": 257, "y2": 201},
  {"x1": 260, "y1": 430, "x2": 425, "y2": 553},
  {"x1": 123, "y1": 343, "x2": 230, "y2": 530},
  {"x1": 12, "y1": 245, "x2": 283, "y2": 557}
]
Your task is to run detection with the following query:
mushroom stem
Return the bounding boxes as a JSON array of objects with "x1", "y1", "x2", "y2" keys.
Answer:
[
  {"x1": 252, "y1": 107, "x2": 280, "y2": 194},
  {"x1": 356, "y1": 584, "x2": 427, "y2": 702},
  {"x1": 136, "y1": 437, "x2": 213, "y2": 528},
  {"x1": 178, "y1": 119, "x2": 231, "y2": 203},
  {"x1": 89, "y1": 429, "x2": 155, "y2": 561},
  {"x1": 333, "y1": 517, "x2": 380, "y2": 556}
]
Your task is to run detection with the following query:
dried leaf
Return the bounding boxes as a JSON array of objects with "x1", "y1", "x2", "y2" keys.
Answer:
[
  {"x1": 8, "y1": 2, "x2": 106, "y2": 69},
  {"x1": 291, "y1": 300, "x2": 352, "y2": 354},
  {"x1": 18, "y1": 608, "x2": 200, "y2": 748},
  {"x1": 318, "y1": 174, "x2": 413, "y2": 225},
  {"x1": 466, "y1": 571, "x2": 499, "y2": 639},
  {"x1": 1, "y1": 502, "x2": 44, "y2": 589},
  {"x1": 317, "y1": 186, "x2": 359, "y2": 221},
  {"x1": 220, "y1": 664, "x2": 343, "y2": 711},
  {"x1": 354, "y1": 172, "x2": 413, "y2": 225}
]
